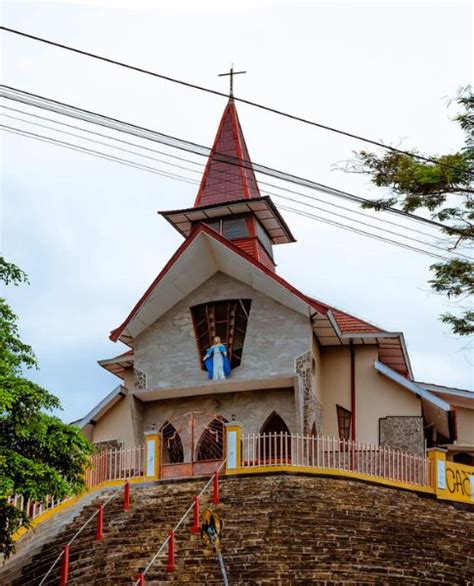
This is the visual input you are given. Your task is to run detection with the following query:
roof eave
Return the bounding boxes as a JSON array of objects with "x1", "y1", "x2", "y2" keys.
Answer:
[{"x1": 374, "y1": 360, "x2": 450, "y2": 411}]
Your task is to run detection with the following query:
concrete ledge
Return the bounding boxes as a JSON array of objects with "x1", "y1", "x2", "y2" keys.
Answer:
[{"x1": 134, "y1": 374, "x2": 296, "y2": 401}]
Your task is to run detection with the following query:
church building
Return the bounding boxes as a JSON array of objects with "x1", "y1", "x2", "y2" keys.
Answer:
[{"x1": 76, "y1": 95, "x2": 474, "y2": 471}]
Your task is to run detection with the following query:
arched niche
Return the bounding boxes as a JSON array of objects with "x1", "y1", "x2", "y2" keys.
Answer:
[
  {"x1": 196, "y1": 416, "x2": 228, "y2": 462},
  {"x1": 161, "y1": 421, "x2": 184, "y2": 464},
  {"x1": 259, "y1": 411, "x2": 291, "y2": 463},
  {"x1": 260, "y1": 411, "x2": 291, "y2": 435}
]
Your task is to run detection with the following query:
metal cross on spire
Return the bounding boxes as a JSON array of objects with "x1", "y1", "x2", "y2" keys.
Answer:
[{"x1": 218, "y1": 65, "x2": 246, "y2": 97}]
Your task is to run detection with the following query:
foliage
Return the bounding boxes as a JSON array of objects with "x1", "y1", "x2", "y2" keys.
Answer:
[
  {"x1": 346, "y1": 87, "x2": 473, "y2": 335},
  {"x1": 0, "y1": 256, "x2": 94, "y2": 558}
]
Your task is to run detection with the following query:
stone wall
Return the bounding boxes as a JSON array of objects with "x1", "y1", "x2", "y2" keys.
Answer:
[
  {"x1": 295, "y1": 350, "x2": 322, "y2": 435},
  {"x1": 379, "y1": 416, "x2": 425, "y2": 455},
  {"x1": 142, "y1": 387, "x2": 297, "y2": 437},
  {"x1": 134, "y1": 271, "x2": 311, "y2": 391}
]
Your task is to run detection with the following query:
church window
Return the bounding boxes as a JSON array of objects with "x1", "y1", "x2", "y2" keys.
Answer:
[
  {"x1": 256, "y1": 220, "x2": 274, "y2": 259},
  {"x1": 222, "y1": 217, "x2": 249, "y2": 239},
  {"x1": 161, "y1": 422, "x2": 184, "y2": 464},
  {"x1": 336, "y1": 405, "x2": 352, "y2": 441},
  {"x1": 196, "y1": 417, "x2": 227, "y2": 461},
  {"x1": 200, "y1": 216, "x2": 250, "y2": 240},
  {"x1": 191, "y1": 299, "x2": 251, "y2": 369}
]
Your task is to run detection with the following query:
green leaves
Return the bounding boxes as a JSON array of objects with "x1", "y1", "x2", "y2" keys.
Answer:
[
  {"x1": 348, "y1": 86, "x2": 473, "y2": 336},
  {"x1": 0, "y1": 259, "x2": 94, "y2": 558}
]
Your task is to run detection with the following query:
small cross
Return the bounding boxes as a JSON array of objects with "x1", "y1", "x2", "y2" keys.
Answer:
[{"x1": 218, "y1": 65, "x2": 246, "y2": 97}]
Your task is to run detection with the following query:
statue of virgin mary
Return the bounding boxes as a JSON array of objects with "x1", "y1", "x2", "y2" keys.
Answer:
[{"x1": 203, "y1": 336, "x2": 231, "y2": 380}]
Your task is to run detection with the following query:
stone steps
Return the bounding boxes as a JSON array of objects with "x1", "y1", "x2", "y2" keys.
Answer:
[{"x1": 4, "y1": 474, "x2": 474, "y2": 584}]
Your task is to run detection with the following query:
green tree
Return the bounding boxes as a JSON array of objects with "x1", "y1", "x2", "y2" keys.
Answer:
[
  {"x1": 0, "y1": 257, "x2": 94, "y2": 558},
  {"x1": 346, "y1": 87, "x2": 473, "y2": 335}
]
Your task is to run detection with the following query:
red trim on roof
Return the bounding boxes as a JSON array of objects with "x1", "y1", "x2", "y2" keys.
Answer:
[{"x1": 110, "y1": 223, "x2": 328, "y2": 342}]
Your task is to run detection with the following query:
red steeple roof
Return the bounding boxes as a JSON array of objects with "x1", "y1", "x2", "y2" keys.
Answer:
[{"x1": 194, "y1": 98, "x2": 261, "y2": 207}]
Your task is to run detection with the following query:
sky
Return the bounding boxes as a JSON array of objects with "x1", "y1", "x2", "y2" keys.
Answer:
[{"x1": 1, "y1": 0, "x2": 473, "y2": 423}]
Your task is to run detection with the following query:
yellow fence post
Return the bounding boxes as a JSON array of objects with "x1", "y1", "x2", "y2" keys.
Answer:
[
  {"x1": 427, "y1": 447, "x2": 447, "y2": 498},
  {"x1": 225, "y1": 422, "x2": 241, "y2": 474},
  {"x1": 144, "y1": 430, "x2": 160, "y2": 480}
]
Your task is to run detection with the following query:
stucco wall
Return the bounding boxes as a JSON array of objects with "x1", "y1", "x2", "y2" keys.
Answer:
[
  {"x1": 355, "y1": 346, "x2": 422, "y2": 445},
  {"x1": 320, "y1": 346, "x2": 351, "y2": 439},
  {"x1": 134, "y1": 271, "x2": 311, "y2": 391},
  {"x1": 456, "y1": 407, "x2": 474, "y2": 444},
  {"x1": 311, "y1": 334, "x2": 323, "y2": 434},
  {"x1": 319, "y1": 345, "x2": 422, "y2": 446},
  {"x1": 92, "y1": 393, "x2": 143, "y2": 448}
]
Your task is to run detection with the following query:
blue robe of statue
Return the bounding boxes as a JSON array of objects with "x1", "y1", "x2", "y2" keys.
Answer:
[{"x1": 204, "y1": 344, "x2": 231, "y2": 380}]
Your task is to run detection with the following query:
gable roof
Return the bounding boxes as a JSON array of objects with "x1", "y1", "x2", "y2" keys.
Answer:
[
  {"x1": 194, "y1": 98, "x2": 261, "y2": 207},
  {"x1": 108, "y1": 223, "x2": 412, "y2": 377},
  {"x1": 110, "y1": 222, "x2": 328, "y2": 343}
]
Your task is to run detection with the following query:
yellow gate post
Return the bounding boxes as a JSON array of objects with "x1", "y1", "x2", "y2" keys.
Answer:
[
  {"x1": 144, "y1": 429, "x2": 160, "y2": 480},
  {"x1": 225, "y1": 423, "x2": 241, "y2": 474}
]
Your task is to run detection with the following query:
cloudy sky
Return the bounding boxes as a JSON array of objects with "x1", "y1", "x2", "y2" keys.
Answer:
[{"x1": 1, "y1": 0, "x2": 472, "y2": 423}]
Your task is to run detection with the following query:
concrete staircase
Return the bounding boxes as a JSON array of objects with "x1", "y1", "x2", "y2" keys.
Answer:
[{"x1": 4, "y1": 474, "x2": 474, "y2": 585}]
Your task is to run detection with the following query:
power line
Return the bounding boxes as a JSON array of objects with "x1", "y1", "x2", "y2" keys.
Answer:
[
  {"x1": 1, "y1": 25, "x2": 472, "y2": 177},
  {"x1": 3, "y1": 106, "x2": 466, "y2": 256},
  {"x1": 0, "y1": 84, "x2": 460, "y2": 234},
  {"x1": 1, "y1": 121, "x2": 459, "y2": 263},
  {"x1": 277, "y1": 205, "x2": 450, "y2": 262},
  {"x1": 0, "y1": 124, "x2": 198, "y2": 184}
]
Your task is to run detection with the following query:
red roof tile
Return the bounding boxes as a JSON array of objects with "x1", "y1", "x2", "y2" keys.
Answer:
[
  {"x1": 194, "y1": 98, "x2": 260, "y2": 207},
  {"x1": 330, "y1": 308, "x2": 383, "y2": 334}
]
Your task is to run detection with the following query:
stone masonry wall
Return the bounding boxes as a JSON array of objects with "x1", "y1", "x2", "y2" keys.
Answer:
[
  {"x1": 134, "y1": 271, "x2": 311, "y2": 391},
  {"x1": 142, "y1": 388, "x2": 297, "y2": 437},
  {"x1": 379, "y1": 416, "x2": 425, "y2": 456}
]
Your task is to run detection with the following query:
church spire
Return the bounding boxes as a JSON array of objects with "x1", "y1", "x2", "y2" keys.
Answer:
[
  {"x1": 193, "y1": 97, "x2": 261, "y2": 207},
  {"x1": 159, "y1": 85, "x2": 296, "y2": 273}
]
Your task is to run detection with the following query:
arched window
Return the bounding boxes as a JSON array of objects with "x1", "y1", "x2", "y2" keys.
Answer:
[
  {"x1": 259, "y1": 412, "x2": 291, "y2": 463},
  {"x1": 161, "y1": 422, "x2": 184, "y2": 464},
  {"x1": 191, "y1": 299, "x2": 251, "y2": 370},
  {"x1": 196, "y1": 417, "x2": 228, "y2": 461}
]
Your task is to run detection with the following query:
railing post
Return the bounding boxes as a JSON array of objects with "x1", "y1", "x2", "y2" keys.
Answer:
[
  {"x1": 136, "y1": 573, "x2": 145, "y2": 585},
  {"x1": 123, "y1": 481, "x2": 130, "y2": 511},
  {"x1": 144, "y1": 430, "x2": 160, "y2": 480},
  {"x1": 60, "y1": 544, "x2": 69, "y2": 586},
  {"x1": 224, "y1": 422, "x2": 241, "y2": 473},
  {"x1": 191, "y1": 495, "x2": 200, "y2": 534},
  {"x1": 95, "y1": 504, "x2": 104, "y2": 541},
  {"x1": 211, "y1": 470, "x2": 220, "y2": 505},
  {"x1": 427, "y1": 447, "x2": 448, "y2": 495},
  {"x1": 166, "y1": 529, "x2": 175, "y2": 572}
]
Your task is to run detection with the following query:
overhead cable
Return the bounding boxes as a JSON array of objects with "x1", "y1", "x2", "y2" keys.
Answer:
[{"x1": 1, "y1": 25, "x2": 472, "y2": 177}]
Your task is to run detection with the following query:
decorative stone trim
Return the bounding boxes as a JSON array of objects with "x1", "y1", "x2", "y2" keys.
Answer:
[
  {"x1": 295, "y1": 351, "x2": 322, "y2": 435},
  {"x1": 135, "y1": 368, "x2": 147, "y2": 391}
]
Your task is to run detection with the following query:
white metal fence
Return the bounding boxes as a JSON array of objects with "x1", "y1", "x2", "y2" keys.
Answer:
[
  {"x1": 84, "y1": 445, "x2": 145, "y2": 489},
  {"x1": 241, "y1": 433, "x2": 431, "y2": 487},
  {"x1": 10, "y1": 445, "x2": 145, "y2": 523}
]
